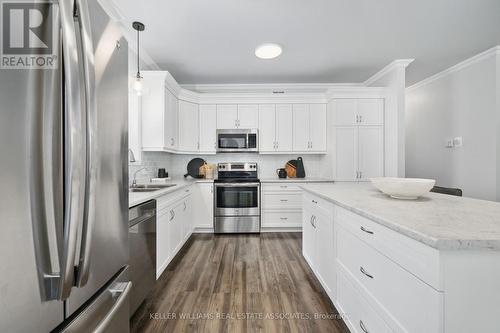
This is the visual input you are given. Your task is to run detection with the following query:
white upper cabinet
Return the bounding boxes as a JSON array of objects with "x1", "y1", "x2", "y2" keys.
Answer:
[
  {"x1": 275, "y1": 104, "x2": 293, "y2": 152},
  {"x1": 357, "y1": 99, "x2": 384, "y2": 125},
  {"x1": 216, "y1": 104, "x2": 238, "y2": 129},
  {"x1": 199, "y1": 105, "x2": 217, "y2": 153},
  {"x1": 292, "y1": 104, "x2": 310, "y2": 151},
  {"x1": 258, "y1": 104, "x2": 276, "y2": 152},
  {"x1": 333, "y1": 99, "x2": 384, "y2": 126},
  {"x1": 165, "y1": 88, "x2": 178, "y2": 150},
  {"x1": 333, "y1": 99, "x2": 358, "y2": 126},
  {"x1": 309, "y1": 104, "x2": 327, "y2": 152},
  {"x1": 178, "y1": 100, "x2": 199, "y2": 152},
  {"x1": 258, "y1": 104, "x2": 293, "y2": 153},
  {"x1": 141, "y1": 72, "x2": 178, "y2": 152},
  {"x1": 216, "y1": 104, "x2": 258, "y2": 129},
  {"x1": 332, "y1": 98, "x2": 385, "y2": 181},
  {"x1": 237, "y1": 104, "x2": 259, "y2": 128},
  {"x1": 292, "y1": 104, "x2": 327, "y2": 153}
]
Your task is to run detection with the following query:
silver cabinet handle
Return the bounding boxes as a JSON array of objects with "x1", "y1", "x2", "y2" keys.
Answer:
[
  {"x1": 312, "y1": 200, "x2": 318, "y2": 204},
  {"x1": 280, "y1": 199, "x2": 288, "y2": 202},
  {"x1": 311, "y1": 215, "x2": 317, "y2": 228},
  {"x1": 359, "y1": 115, "x2": 363, "y2": 123},
  {"x1": 171, "y1": 138, "x2": 174, "y2": 146},
  {"x1": 276, "y1": 142, "x2": 279, "y2": 149},
  {"x1": 75, "y1": 0, "x2": 99, "y2": 289},
  {"x1": 94, "y1": 281, "x2": 132, "y2": 333},
  {"x1": 280, "y1": 185, "x2": 288, "y2": 188},
  {"x1": 280, "y1": 217, "x2": 288, "y2": 220},
  {"x1": 359, "y1": 171, "x2": 363, "y2": 179},
  {"x1": 309, "y1": 215, "x2": 314, "y2": 227},
  {"x1": 169, "y1": 210, "x2": 174, "y2": 221},
  {"x1": 359, "y1": 320, "x2": 369, "y2": 333},
  {"x1": 59, "y1": 0, "x2": 86, "y2": 300},
  {"x1": 356, "y1": 115, "x2": 359, "y2": 123},
  {"x1": 360, "y1": 226, "x2": 374, "y2": 235},
  {"x1": 360, "y1": 266, "x2": 374, "y2": 279},
  {"x1": 183, "y1": 202, "x2": 187, "y2": 211}
]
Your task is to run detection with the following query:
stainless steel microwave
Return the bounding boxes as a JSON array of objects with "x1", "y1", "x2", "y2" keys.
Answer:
[{"x1": 216, "y1": 129, "x2": 258, "y2": 153}]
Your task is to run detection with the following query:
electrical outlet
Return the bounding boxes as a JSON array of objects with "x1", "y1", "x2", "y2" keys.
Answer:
[{"x1": 453, "y1": 137, "x2": 463, "y2": 147}]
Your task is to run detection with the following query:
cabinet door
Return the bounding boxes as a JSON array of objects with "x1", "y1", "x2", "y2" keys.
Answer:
[
  {"x1": 181, "y1": 195, "x2": 192, "y2": 241},
  {"x1": 302, "y1": 205, "x2": 316, "y2": 268},
  {"x1": 156, "y1": 209, "x2": 170, "y2": 277},
  {"x1": 141, "y1": 76, "x2": 165, "y2": 149},
  {"x1": 164, "y1": 88, "x2": 178, "y2": 150},
  {"x1": 258, "y1": 104, "x2": 276, "y2": 152},
  {"x1": 309, "y1": 104, "x2": 327, "y2": 152},
  {"x1": 335, "y1": 127, "x2": 358, "y2": 181},
  {"x1": 199, "y1": 105, "x2": 217, "y2": 153},
  {"x1": 178, "y1": 100, "x2": 199, "y2": 152},
  {"x1": 357, "y1": 99, "x2": 384, "y2": 126},
  {"x1": 276, "y1": 104, "x2": 293, "y2": 152},
  {"x1": 237, "y1": 104, "x2": 259, "y2": 128},
  {"x1": 193, "y1": 183, "x2": 214, "y2": 229},
  {"x1": 216, "y1": 104, "x2": 238, "y2": 129},
  {"x1": 315, "y1": 210, "x2": 335, "y2": 298},
  {"x1": 333, "y1": 99, "x2": 357, "y2": 126},
  {"x1": 292, "y1": 104, "x2": 310, "y2": 151},
  {"x1": 167, "y1": 207, "x2": 178, "y2": 260},
  {"x1": 171, "y1": 202, "x2": 184, "y2": 256},
  {"x1": 358, "y1": 126, "x2": 384, "y2": 180}
]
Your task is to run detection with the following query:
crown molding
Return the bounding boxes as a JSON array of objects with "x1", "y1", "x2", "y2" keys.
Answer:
[
  {"x1": 98, "y1": 0, "x2": 160, "y2": 70},
  {"x1": 180, "y1": 83, "x2": 363, "y2": 94},
  {"x1": 325, "y1": 87, "x2": 388, "y2": 100},
  {"x1": 363, "y1": 59, "x2": 415, "y2": 87},
  {"x1": 406, "y1": 45, "x2": 500, "y2": 93}
]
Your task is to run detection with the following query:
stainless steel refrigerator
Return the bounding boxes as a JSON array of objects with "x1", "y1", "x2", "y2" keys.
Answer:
[{"x1": 0, "y1": 0, "x2": 129, "y2": 332}]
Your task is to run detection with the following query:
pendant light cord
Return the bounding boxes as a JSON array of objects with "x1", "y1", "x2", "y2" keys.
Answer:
[{"x1": 136, "y1": 28, "x2": 140, "y2": 79}]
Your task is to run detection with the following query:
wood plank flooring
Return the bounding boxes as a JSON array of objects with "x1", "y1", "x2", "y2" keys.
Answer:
[{"x1": 130, "y1": 233, "x2": 349, "y2": 333}]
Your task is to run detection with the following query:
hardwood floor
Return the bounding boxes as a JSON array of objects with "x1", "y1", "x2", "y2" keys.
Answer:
[{"x1": 131, "y1": 233, "x2": 350, "y2": 333}]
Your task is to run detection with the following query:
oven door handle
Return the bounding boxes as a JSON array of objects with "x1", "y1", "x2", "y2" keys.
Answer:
[{"x1": 215, "y1": 183, "x2": 260, "y2": 187}]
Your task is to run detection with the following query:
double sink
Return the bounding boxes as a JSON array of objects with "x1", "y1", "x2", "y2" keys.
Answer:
[{"x1": 129, "y1": 184, "x2": 177, "y2": 192}]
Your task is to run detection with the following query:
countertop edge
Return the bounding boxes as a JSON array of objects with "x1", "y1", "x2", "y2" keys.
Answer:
[{"x1": 299, "y1": 185, "x2": 500, "y2": 251}]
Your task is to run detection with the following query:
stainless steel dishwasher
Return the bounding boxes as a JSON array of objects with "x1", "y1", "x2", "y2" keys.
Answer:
[{"x1": 129, "y1": 200, "x2": 156, "y2": 317}]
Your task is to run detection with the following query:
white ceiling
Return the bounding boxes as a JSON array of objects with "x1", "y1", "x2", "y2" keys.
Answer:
[{"x1": 113, "y1": 0, "x2": 500, "y2": 86}]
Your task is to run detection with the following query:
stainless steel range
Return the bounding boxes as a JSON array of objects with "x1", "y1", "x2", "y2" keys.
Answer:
[{"x1": 214, "y1": 162, "x2": 261, "y2": 233}]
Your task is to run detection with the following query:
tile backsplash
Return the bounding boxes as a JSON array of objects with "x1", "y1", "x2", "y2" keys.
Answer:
[{"x1": 129, "y1": 152, "x2": 332, "y2": 184}]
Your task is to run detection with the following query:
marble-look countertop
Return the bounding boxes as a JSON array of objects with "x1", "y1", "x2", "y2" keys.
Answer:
[
  {"x1": 260, "y1": 177, "x2": 334, "y2": 183},
  {"x1": 129, "y1": 178, "x2": 211, "y2": 208},
  {"x1": 300, "y1": 182, "x2": 500, "y2": 251}
]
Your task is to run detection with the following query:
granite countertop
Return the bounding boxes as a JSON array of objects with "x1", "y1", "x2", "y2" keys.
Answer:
[
  {"x1": 300, "y1": 182, "x2": 500, "y2": 251},
  {"x1": 129, "y1": 177, "x2": 213, "y2": 208},
  {"x1": 260, "y1": 177, "x2": 334, "y2": 183}
]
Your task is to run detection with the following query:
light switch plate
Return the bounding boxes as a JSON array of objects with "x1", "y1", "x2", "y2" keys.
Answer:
[{"x1": 453, "y1": 137, "x2": 463, "y2": 147}]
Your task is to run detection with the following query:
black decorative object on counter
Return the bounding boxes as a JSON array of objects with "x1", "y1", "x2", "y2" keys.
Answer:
[
  {"x1": 296, "y1": 157, "x2": 305, "y2": 178},
  {"x1": 276, "y1": 168, "x2": 287, "y2": 178},
  {"x1": 184, "y1": 158, "x2": 206, "y2": 178},
  {"x1": 158, "y1": 168, "x2": 168, "y2": 178}
]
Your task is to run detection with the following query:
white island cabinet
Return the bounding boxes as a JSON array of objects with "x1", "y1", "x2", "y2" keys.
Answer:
[{"x1": 301, "y1": 183, "x2": 500, "y2": 333}]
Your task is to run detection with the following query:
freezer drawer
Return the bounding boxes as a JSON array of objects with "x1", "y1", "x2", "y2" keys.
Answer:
[{"x1": 60, "y1": 267, "x2": 131, "y2": 333}]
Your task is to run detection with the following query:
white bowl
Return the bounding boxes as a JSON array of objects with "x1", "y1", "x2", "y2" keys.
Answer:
[{"x1": 370, "y1": 177, "x2": 436, "y2": 200}]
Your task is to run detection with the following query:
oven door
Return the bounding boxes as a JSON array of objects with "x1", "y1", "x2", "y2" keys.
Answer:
[{"x1": 215, "y1": 183, "x2": 260, "y2": 216}]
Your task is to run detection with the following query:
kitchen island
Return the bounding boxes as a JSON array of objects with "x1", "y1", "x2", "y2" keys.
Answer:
[{"x1": 299, "y1": 182, "x2": 500, "y2": 333}]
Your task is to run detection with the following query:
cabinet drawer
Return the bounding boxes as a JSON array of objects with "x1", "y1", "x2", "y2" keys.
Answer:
[
  {"x1": 262, "y1": 211, "x2": 302, "y2": 227},
  {"x1": 337, "y1": 225, "x2": 443, "y2": 333},
  {"x1": 337, "y1": 268, "x2": 391, "y2": 333},
  {"x1": 336, "y1": 206, "x2": 441, "y2": 289},
  {"x1": 156, "y1": 186, "x2": 192, "y2": 210},
  {"x1": 303, "y1": 192, "x2": 334, "y2": 218},
  {"x1": 262, "y1": 193, "x2": 302, "y2": 210},
  {"x1": 262, "y1": 183, "x2": 302, "y2": 192}
]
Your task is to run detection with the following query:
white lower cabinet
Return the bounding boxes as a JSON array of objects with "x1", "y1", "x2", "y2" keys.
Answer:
[
  {"x1": 193, "y1": 183, "x2": 214, "y2": 230},
  {"x1": 302, "y1": 193, "x2": 336, "y2": 299},
  {"x1": 156, "y1": 186, "x2": 193, "y2": 278},
  {"x1": 261, "y1": 183, "x2": 302, "y2": 229},
  {"x1": 303, "y1": 192, "x2": 446, "y2": 333}
]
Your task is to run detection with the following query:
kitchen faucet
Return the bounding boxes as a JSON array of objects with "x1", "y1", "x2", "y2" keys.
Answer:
[{"x1": 131, "y1": 167, "x2": 148, "y2": 187}]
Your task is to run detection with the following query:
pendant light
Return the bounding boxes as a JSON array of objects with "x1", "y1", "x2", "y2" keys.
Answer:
[{"x1": 132, "y1": 21, "x2": 145, "y2": 95}]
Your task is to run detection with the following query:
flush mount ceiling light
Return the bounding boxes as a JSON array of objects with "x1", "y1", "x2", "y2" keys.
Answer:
[{"x1": 255, "y1": 43, "x2": 282, "y2": 59}]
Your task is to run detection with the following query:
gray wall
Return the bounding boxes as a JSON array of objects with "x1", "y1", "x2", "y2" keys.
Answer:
[{"x1": 406, "y1": 51, "x2": 499, "y2": 201}]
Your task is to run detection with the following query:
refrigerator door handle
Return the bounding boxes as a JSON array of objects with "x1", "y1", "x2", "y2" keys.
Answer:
[
  {"x1": 74, "y1": 0, "x2": 98, "y2": 288},
  {"x1": 93, "y1": 282, "x2": 132, "y2": 333},
  {"x1": 59, "y1": 0, "x2": 86, "y2": 300}
]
